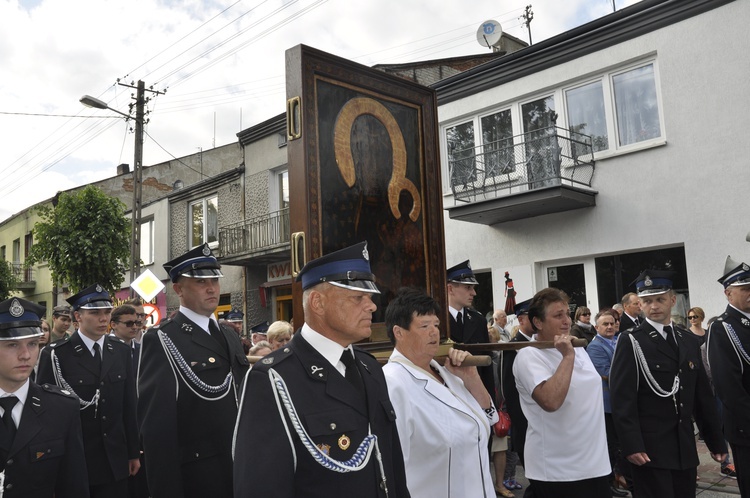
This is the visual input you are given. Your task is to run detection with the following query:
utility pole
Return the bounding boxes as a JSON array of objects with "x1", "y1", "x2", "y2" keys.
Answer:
[
  {"x1": 117, "y1": 80, "x2": 164, "y2": 294},
  {"x1": 522, "y1": 5, "x2": 534, "y2": 45}
]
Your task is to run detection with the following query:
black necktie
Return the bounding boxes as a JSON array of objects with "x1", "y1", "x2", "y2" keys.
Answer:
[
  {"x1": 0, "y1": 396, "x2": 18, "y2": 444},
  {"x1": 664, "y1": 325, "x2": 678, "y2": 354},
  {"x1": 209, "y1": 321, "x2": 229, "y2": 354},
  {"x1": 93, "y1": 343, "x2": 102, "y2": 367},
  {"x1": 633, "y1": 317, "x2": 640, "y2": 326},
  {"x1": 340, "y1": 350, "x2": 364, "y2": 392},
  {"x1": 457, "y1": 311, "x2": 464, "y2": 326}
]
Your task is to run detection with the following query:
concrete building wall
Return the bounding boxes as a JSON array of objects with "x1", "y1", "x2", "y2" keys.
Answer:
[{"x1": 438, "y1": 0, "x2": 748, "y2": 317}]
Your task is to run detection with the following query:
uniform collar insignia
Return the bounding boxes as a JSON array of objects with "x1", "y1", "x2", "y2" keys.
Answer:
[
  {"x1": 261, "y1": 357, "x2": 274, "y2": 365},
  {"x1": 310, "y1": 365, "x2": 325, "y2": 378},
  {"x1": 181, "y1": 323, "x2": 193, "y2": 332},
  {"x1": 742, "y1": 317, "x2": 750, "y2": 328}
]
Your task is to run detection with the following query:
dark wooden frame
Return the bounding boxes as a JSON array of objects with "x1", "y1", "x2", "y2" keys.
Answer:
[{"x1": 285, "y1": 45, "x2": 447, "y2": 347}]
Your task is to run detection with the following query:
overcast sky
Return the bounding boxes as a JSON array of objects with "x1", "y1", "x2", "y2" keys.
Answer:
[{"x1": 0, "y1": 0, "x2": 640, "y2": 222}]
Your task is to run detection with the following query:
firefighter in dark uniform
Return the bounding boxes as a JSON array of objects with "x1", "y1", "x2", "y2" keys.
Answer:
[
  {"x1": 233, "y1": 242, "x2": 410, "y2": 498},
  {"x1": 0, "y1": 297, "x2": 89, "y2": 498},
  {"x1": 137, "y1": 243, "x2": 249, "y2": 498},
  {"x1": 38, "y1": 284, "x2": 140, "y2": 498},
  {"x1": 708, "y1": 257, "x2": 750, "y2": 497},
  {"x1": 447, "y1": 260, "x2": 494, "y2": 397},
  {"x1": 610, "y1": 270, "x2": 726, "y2": 498}
]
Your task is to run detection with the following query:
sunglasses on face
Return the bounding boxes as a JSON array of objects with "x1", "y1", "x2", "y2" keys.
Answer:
[
  {"x1": 117, "y1": 320, "x2": 143, "y2": 327},
  {"x1": 581, "y1": 313, "x2": 591, "y2": 316},
  {"x1": 688, "y1": 315, "x2": 699, "y2": 320}
]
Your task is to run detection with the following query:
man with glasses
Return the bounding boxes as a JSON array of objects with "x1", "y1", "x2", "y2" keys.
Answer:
[
  {"x1": 110, "y1": 305, "x2": 142, "y2": 370},
  {"x1": 708, "y1": 257, "x2": 750, "y2": 496},
  {"x1": 123, "y1": 298, "x2": 147, "y2": 343}
]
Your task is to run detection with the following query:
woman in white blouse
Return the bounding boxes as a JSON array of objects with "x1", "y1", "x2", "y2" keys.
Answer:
[
  {"x1": 383, "y1": 288, "x2": 498, "y2": 498},
  {"x1": 513, "y1": 288, "x2": 611, "y2": 497}
]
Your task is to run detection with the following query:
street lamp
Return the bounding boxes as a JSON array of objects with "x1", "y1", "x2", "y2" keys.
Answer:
[{"x1": 80, "y1": 82, "x2": 145, "y2": 295}]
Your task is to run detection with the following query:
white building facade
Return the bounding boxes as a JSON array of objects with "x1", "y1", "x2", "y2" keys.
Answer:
[{"x1": 435, "y1": 0, "x2": 748, "y2": 323}]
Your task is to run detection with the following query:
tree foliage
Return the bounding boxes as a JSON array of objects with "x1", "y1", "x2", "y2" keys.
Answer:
[
  {"x1": 27, "y1": 185, "x2": 131, "y2": 294},
  {"x1": 0, "y1": 260, "x2": 18, "y2": 300}
]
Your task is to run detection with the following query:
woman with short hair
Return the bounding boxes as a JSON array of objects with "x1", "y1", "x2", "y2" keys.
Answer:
[{"x1": 513, "y1": 288, "x2": 611, "y2": 497}]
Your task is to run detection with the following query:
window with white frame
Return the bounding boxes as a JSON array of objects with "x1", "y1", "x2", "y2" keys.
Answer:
[
  {"x1": 189, "y1": 195, "x2": 218, "y2": 248},
  {"x1": 443, "y1": 59, "x2": 664, "y2": 192},
  {"x1": 140, "y1": 218, "x2": 155, "y2": 265}
]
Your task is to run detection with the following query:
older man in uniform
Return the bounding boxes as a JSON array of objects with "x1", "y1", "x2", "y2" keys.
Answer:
[
  {"x1": 447, "y1": 260, "x2": 494, "y2": 398},
  {"x1": 137, "y1": 243, "x2": 248, "y2": 498},
  {"x1": 38, "y1": 284, "x2": 140, "y2": 498},
  {"x1": 610, "y1": 270, "x2": 726, "y2": 498},
  {"x1": 0, "y1": 297, "x2": 89, "y2": 498},
  {"x1": 708, "y1": 257, "x2": 750, "y2": 497},
  {"x1": 233, "y1": 242, "x2": 410, "y2": 498}
]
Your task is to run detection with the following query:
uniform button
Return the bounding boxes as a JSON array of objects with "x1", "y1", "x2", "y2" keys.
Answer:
[
  {"x1": 5, "y1": 484, "x2": 12, "y2": 490},
  {"x1": 101, "y1": 399, "x2": 106, "y2": 403},
  {"x1": 202, "y1": 363, "x2": 206, "y2": 367},
  {"x1": 102, "y1": 415, "x2": 107, "y2": 421},
  {"x1": 195, "y1": 452, "x2": 200, "y2": 458},
  {"x1": 330, "y1": 423, "x2": 336, "y2": 430},
  {"x1": 100, "y1": 381, "x2": 105, "y2": 386},
  {"x1": 78, "y1": 380, "x2": 83, "y2": 384},
  {"x1": 7, "y1": 459, "x2": 13, "y2": 465},
  {"x1": 103, "y1": 433, "x2": 107, "y2": 438},
  {"x1": 680, "y1": 403, "x2": 684, "y2": 407}
]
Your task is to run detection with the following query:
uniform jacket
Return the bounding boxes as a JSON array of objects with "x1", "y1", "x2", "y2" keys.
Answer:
[
  {"x1": 610, "y1": 321, "x2": 726, "y2": 469},
  {"x1": 2, "y1": 382, "x2": 89, "y2": 498},
  {"x1": 501, "y1": 332, "x2": 529, "y2": 463},
  {"x1": 137, "y1": 312, "x2": 249, "y2": 498},
  {"x1": 233, "y1": 333, "x2": 410, "y2": 498},
  {"x1": 449, "y1": 307, "x2": 494, "y2": 398},
  {"x1": 37, "y1": 333, "x2": 139, "y2": 485},
  {"x1": 619, "y1": 313, "x2": 639, "y2": 333},
  {"x1": 586, "y1": 334, "x2": 616, "y2": 413},
  {"x1": 707, "y1": 305, "x2": 750, "y2": 446},
  {"x1": 383, "y1": 349, "x2": 496, "y2": 498}
]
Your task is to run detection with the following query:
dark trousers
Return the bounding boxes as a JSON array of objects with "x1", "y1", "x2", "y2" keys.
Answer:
[
  {"x1": 91, "y1": 477, "x2": 129, "y2": 498},
  {"x1": 630, "y1": 465, "x2": 696, "y2": 498},
  {"x1": 730, "y1": 442, "x2": 750, "y2": 498},
  {"x1": 529, "y1": 476, "x2": 611, "y2": 498}
]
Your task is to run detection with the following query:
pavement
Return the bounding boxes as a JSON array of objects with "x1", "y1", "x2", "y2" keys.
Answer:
[{"x1": 492, "y1": 438, "x2": 740, "y2": 497}]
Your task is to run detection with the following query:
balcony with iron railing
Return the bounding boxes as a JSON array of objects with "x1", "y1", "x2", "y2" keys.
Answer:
[
  {"x1": 217, "y1": 208, "x2": 290, "y2": 265},
  {"x1": 446, "y1": 126, "x2": 597, "y2": 225},
  {"x1": 11, "y1": 262, "x2": 35, "y2": 291}
]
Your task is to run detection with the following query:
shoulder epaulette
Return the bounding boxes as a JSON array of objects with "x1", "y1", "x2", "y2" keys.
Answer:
[
  {"x1": 48, "y1": 336, "x2": 71, "y2": 349},
  {"x1": 40, "y1": 383, "x2": 77, "y2": 399},
  {"x1": 251, "y1": 346, "x2": 294, "y2": 371}
]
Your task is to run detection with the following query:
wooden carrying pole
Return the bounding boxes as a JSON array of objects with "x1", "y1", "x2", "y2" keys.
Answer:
[{"x1": 247, "y1": 338, "x2": 588, "y2": 366}]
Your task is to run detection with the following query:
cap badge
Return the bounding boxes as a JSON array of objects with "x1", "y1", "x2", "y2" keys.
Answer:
[
  {"x1": 644, "y1": 276, "x2": 652, "y2": 286},
  {"x1": 9, "y1": 298, "x2": 24, "y2": 318},
  {"x1": 362, "y1": 245, "x2": 369, "y2": 261},
  {"x1": 316, "y1": 443, "x2": 331, "y2": 455},
  {"x1": 202, "y1": 245, "x2": 211, "y2": 256},
  {"x1": 95, "y1": 284, "x2": 103, "y2": 293},
  {"x1": 744, "y1": 263, "x2": 750, "y2": 272},
  {"x1": 467, "y1": 262, "x2": 472, "y2": 270}
]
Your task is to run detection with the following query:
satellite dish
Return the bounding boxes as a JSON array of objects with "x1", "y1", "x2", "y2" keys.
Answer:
[{"x1": 477, "y1": 20, "x2": 503, "y2": 49}]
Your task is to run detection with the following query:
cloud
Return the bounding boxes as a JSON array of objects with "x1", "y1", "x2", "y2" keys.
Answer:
[{"x1": 0, "y1": 0, "x2": 643, "y2": 222}]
